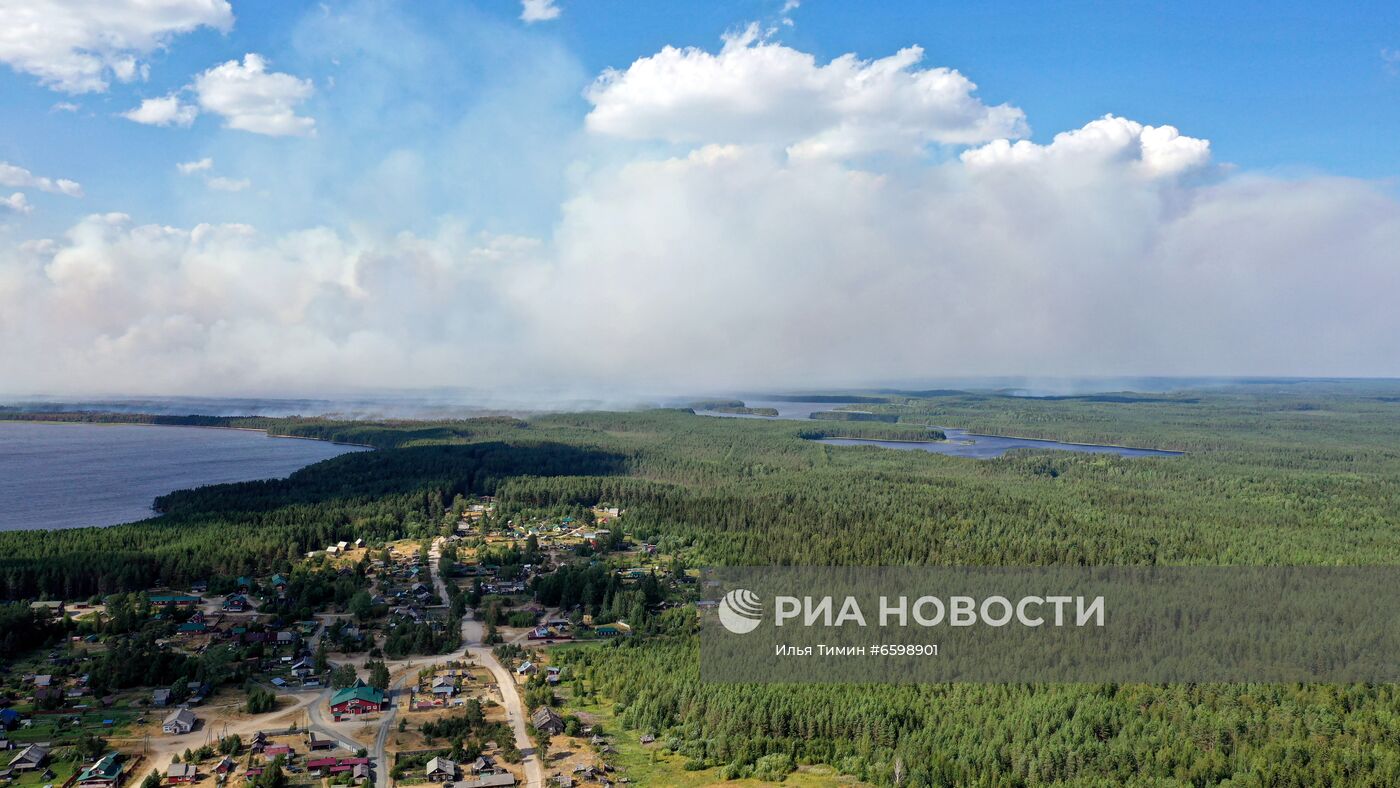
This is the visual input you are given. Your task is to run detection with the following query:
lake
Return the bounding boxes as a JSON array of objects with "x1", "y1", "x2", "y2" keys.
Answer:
[
  {"x1": 816, "y1": 428, "x2": 1182, "y2": 459},
  {"x1": 693, "y1": 399, "x2": 873, "y2": 420},
  {"x1": 0, "y1": 421, "x2": 368, "y2": 531},
  {"x1": 694, "y1": 399, "x2": 1182, "y2": 459}
]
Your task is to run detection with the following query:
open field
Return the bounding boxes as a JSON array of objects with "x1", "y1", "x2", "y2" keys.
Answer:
[{"x1": 559, "y1": 689, "x2": 867, "y2": 787}]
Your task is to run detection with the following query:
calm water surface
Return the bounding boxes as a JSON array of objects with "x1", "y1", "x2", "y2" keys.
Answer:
[
  {"x1": 696, "y1": 400, "x2": 1181, "y2": 459},
  {"x1": 0, "y1": 422, "x2": 367, "y2": 531},
  {"x1": 816, "y1": 429, "x2": 1182, "y2": 459}
]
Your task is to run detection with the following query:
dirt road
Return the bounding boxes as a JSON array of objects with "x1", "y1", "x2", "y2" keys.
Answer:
[
  {"x1": 128, "y1": 691, "x2": 320, "y2": 787},
  {"x1": 136, "y1": 539, "x2": 542, "y2": 788},
  {"x1": 431, "y1": 537, "x2": 543, "y2": 788}
]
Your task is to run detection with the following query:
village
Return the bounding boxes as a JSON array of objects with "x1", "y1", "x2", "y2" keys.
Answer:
[{"x1": 3, "y1": 501, "x2": 697, "y2": 788}]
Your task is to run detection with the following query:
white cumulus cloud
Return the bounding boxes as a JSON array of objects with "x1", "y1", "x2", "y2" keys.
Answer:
[
  {"x1": 585, "y1": 26, "x2": 1028, "y2": 158},
  {"x1": 528, "y1": 134, "x2": 1399, "y2": 389},
  {"x1": 177, "y1": 158, "x2": 214, "y2": 174},
  {"x1": 779, "y1": 1, "x2": 800, "y2": 26},
  {"x1": 122, "y1": 94, "x2": 199, "y2": 127},
  {"x1": 0, "y1": 161, "x2": 83, "y2": 197},
  {"x1": 520, "y1": 0, "x2": 562, "y2": 23},
  {"x1": 0, "y1": 0, "x2": 233, "y2": 93},
  {"x1": 175, "y1": 158, "x2": 249, "y2": 192},
  {"x1": 1, "y1": 193, "x2": 32, "y2": 214},
  {"x1": 205, "y1": 176, "x2": 250, "y2": 192},
  {"x1": 962, "y1": 114, "x2": 1212, "y2": 178},
  {"x1": 193, "y1": 53, "x2": 316, "y2": 137}
]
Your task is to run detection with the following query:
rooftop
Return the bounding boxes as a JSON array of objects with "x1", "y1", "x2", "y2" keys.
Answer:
[{"x1": 330, "y1": 684, "x2": 385, "y2": 707}]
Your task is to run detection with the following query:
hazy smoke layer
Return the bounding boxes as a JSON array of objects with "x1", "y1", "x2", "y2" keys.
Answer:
[{"x1": 2, "y1": 30, "x2": 1398, "y2": 397}]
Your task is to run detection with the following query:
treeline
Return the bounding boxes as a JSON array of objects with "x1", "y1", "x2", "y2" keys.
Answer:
[
  {"x1": 808, "y1": 410, "x2": 900, "y2": 423},
  {"x1": 767, "y1": 395, "x2": 890, "y2": 404},
  {"x1": 0, "y1": 411, "x2": 529, "y2": 450},
  {"x1": 557, "y1": 637, "x2": 1400, "y2": 786},
  {"x1": 0, "y1": 411, "x2": 268, "y2": 428},
  {"x1": 686, "y1": 400, "x2": 746, "y2": 410},
  {"x1": 712, "y1": 406, "x2": 780, "y2": 416},
  {"x1": 796, "y1": 424, "x2": 946, "y2": 441},
  {"x1": 268, "y1": 417, "x2": 528, "y2": 449}
]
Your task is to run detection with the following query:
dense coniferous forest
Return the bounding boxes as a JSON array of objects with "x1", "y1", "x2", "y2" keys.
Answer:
[
  {"x1": 557, "y1": 635, "x2": 1400, "y2": 785},
  {"x1": 4, "y1": 382, "x2": 1400, "y2": 784}
]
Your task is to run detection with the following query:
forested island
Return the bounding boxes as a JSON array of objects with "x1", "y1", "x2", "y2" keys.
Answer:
[
  {"x1": 712, "y1": 406, "x2": 779, "y2": 416},
  {"x1": 686, "y1": 399, "x2": 779, "y2": 416},
  {"x1": 686, "y1": 399, "x2": 746, "y2": 410},
  {"x1": 4, "y1": 382, "x2": 1400, "y2": 785},
  {"x1": 808, "y1": 409, "x2": 900, "y2": 423},
  {"x1": 767, "y1": 394, "x2": 891, "y2": 404}
]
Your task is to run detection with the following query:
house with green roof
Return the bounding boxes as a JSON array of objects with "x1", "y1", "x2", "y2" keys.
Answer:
[
  {"x1": 76, "y1": 752, "x2": 123, "y2": 788},
  {"x1": 593, "y1": 621, "x2": 632, "y2": 637},
  {"x1": 329, "y1": 683, "x2": 386, "y2": 715}
]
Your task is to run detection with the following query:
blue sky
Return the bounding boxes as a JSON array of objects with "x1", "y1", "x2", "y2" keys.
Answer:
[
  {"x1": 3, "y1": 1, "x2": 1398, "y2": 236},
  {"x1": 573, "y1": 1, "x2": 1400, "y2": 176},
  {"x1": 1, "y1": 1, "x2": 1398, "y2": 396}
]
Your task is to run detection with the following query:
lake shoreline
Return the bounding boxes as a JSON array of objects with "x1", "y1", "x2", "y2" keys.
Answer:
[
  {"x1": 693, "y1": 407, "x2": 1182, "y2": 455},
  {"x1": 812, "y1": 430, "x2": 1183, "y2": 460},
  {"x1": 0, "y1": 417, "x2": 378, "y2": 451},
  {"x1": 810, "y1": 434, "x2": 953, "y2": 445},
  {"x1": 957, "y1": 430, "x2": 1184, "y2": 454}
]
